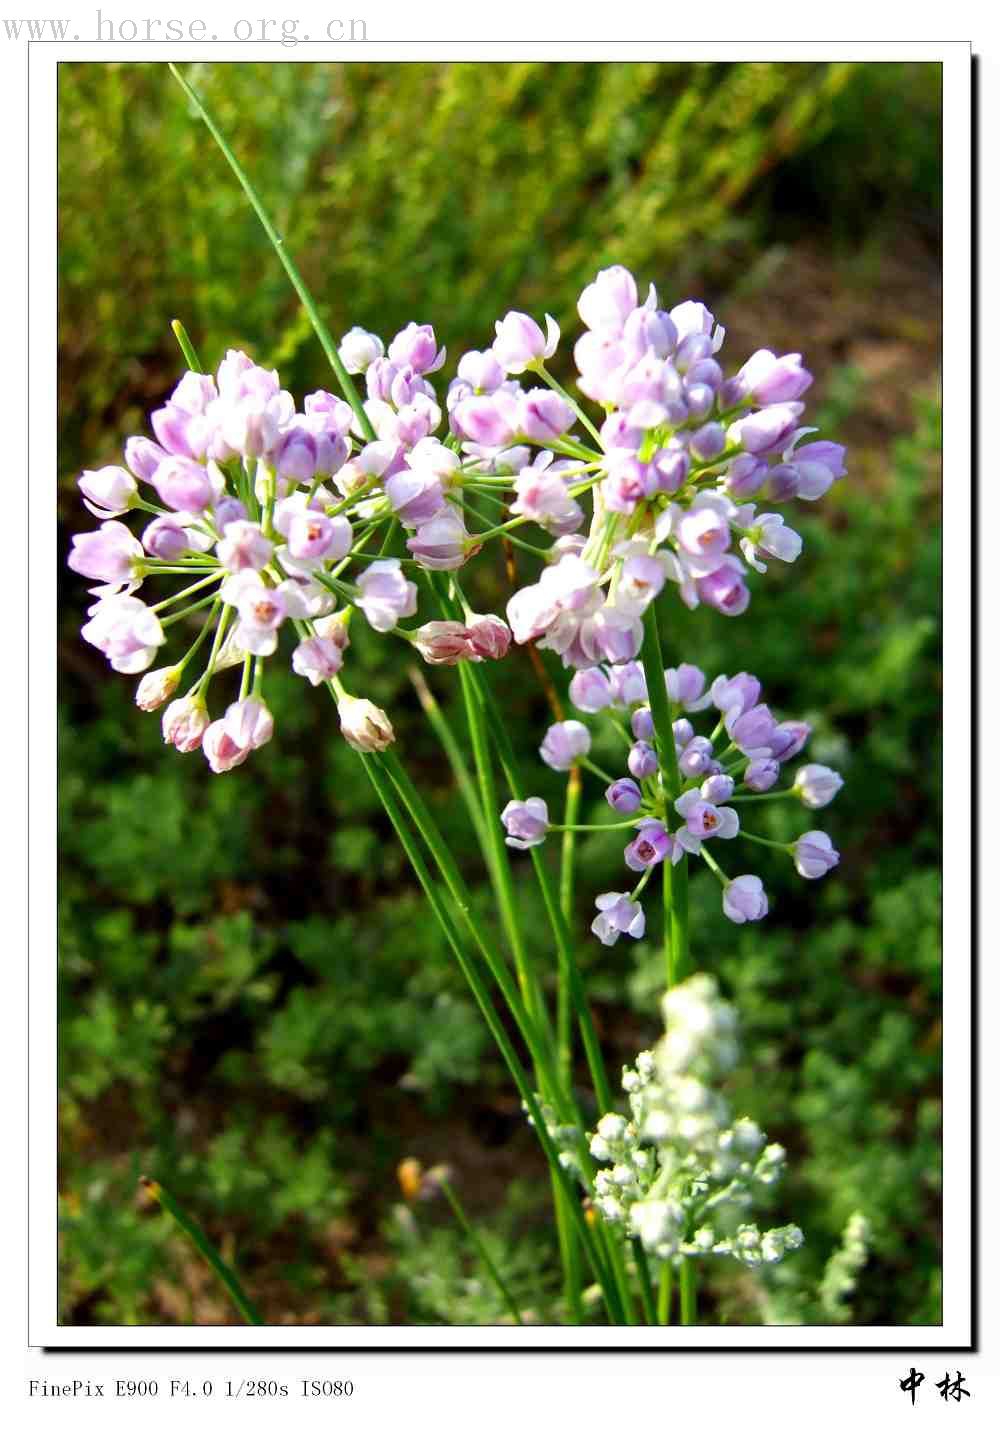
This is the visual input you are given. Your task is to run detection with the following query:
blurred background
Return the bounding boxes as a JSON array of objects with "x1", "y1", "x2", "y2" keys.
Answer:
[{"x1": 57, "y1": 60, "x2": 942, "y2": 1327}]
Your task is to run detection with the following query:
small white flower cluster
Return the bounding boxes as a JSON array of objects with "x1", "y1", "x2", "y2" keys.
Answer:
[{"x1": 586, "y1": 974, "x2": 803, "y2": 1267}]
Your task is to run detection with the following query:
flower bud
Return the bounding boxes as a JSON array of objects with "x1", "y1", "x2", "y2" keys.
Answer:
[
  {"x1": 153, "y1": 456, "x2": 215, "y2": 513},
  {"x1": 162, "y1": 696, "x2": 209, "y2": 752},
  {"x1": 68, "y1": 521, "x2": 142, "y2": 585},
  {"x1": 744, "y1": 758, "x2": 780, "y2": 792},
  {"x1": 628, "y1": 740, "x2": 658, "y2": 780},
  {"x1": 406, "y1": 512, "x2": 472, "y2": 571},
  {"x1": 457, "y1": 348, "x2": 505, "y2": 394},
  {"x1": 124, "y1": 436, "x2": 167, "y2": 484},
  {"x1": 412, "y1": 620, "x2": 473, "y2": 666},
  {"x1": 606, "y1": 778, "x2": 642, "y2": 815},
  {"x1": 135, "y1": 666, "x2": 181, "y2": 712},
  {"x1": 793, "y1": 763, "x2": 843, "y2": 809},
  {"x1": 142, "y1": 515, "x2": 189, "y2": 562},
  {"x1": 337, "y1": 694, "x2": 395, "y2": 752},
  {"x1": 793, "y1": 831, "x2": 840, "y2": 879},
  {"x1": 492, "y1": 310, "x2": 559, "y2": 374},
  {"x1": 202, "y1": 719, "x2": 250, "y2": 774},
  {"x1": 569, "y1": 667, "x2": 612, "y2": 713},
  {"x1": 79, "y1": 465, "x2": 137, "y2": 519},
  {"x1": 540, "y1": 720, "x2": 591, "y2": 772},
  {"x1": 723, "y1": 874, "x2": 769, "y2": 924},
  {"x1": 224, "y1": 698, "x2": 274, "y2": 751},
  {"x1": 631, "y1": 706, "x2": 654, "y2": 740},
  {"x1": 338, "y1": 326, "x2": 384, "y2": 374},
  {"x1": 464, "y1": 614, "x2": 511, "y2": 661},
  {"x1": 501, "y1": 797, "x2": 549, "y2": 850},
  {"x1": 292, "y1": 635, "x2": 344, "y2": 685}
]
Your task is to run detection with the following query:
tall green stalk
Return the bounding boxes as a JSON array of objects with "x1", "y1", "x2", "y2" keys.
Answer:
[
  {"x1": 409, "y1": 664, "x2": 583, "y2": 1323},
  {"x1": 167, "y1": 63, "x2": 374, "y2": 444},
  {"x1": 640, "y1": 601, "x2": 691, "y2": 985},
  {"x1": 641, "y1": 600, "x2": 696, "y2": 1325},
  {"x1": 558, "y1": 766, "x2": 582, "y2": 1081},
  {"x1": 359, "y1": 751, "x2": 626, "y2": 1323}
]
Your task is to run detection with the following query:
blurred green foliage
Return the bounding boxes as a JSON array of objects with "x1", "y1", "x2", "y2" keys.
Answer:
[{"x1": 57, "y1": 61, "x2": 941, "y2": 1327}]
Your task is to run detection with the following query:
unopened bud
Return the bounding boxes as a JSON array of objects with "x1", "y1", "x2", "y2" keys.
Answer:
[
  {"x1": 135, "y1": 666, "x2": 180, "y2": 712},
  {"x1": 337, "y1": 694, "x2": 395, "y2": 753}
]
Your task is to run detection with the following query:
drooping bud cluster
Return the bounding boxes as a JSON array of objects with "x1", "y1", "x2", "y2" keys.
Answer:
[
  {"x1": 499, "y1": 660, "x2": 842, "y2": 940},
  {"x1": 583, "y1": 974, "x2": 803, "y2": 1268}
]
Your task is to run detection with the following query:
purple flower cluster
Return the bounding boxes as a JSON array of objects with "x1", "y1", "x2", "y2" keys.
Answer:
[
  {"x1": 68, "y1": 337, "x2": 515, "y2": 770},
  {"x1": 477, "y1": 267, "x2": 846, "y2": 667},
  {"x1": 70, "y1": 269, "x2": 847, "y2": 776},
  {"x1": 499, "y1": 661, "x2": 843, "y2": 941}
]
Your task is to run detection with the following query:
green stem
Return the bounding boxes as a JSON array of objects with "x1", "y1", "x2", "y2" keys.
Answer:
[
  {"x1": 168, "y1": 63, "x2": 374, "y2": 443},
  {"x1": 379, "y1": 749, "x2": 564, "y2": 1116},
  {"x1": 680, "y1": 1259, "x2": 697, "y2": 1326},
  {"x1": 641, "y1": 601, "x2": 691, "y2": 984},
  {"x1": 471, "y1": 677, "x2": 614, "y2": 1115},
  {"x1": 359, "y1": 750, "x2": 625, "y2": 1323},
  {"x1": 658, "y1": 1262, "x2": 673, "y2": 1325},
  {"x1": 438, "y1": 1180, "x2": 525, "y2": 1326},
  {"x1": 631, "y1": 1241, "x2": 658, "y2": 1326},
  {"x1": 558, "y1": 767, "x2": 581, "y2": 1083},
  {"x1": 457, "y1": 662, "x2": 549, "y2": 1039},
  {"x1": 139, "y1": 1177, "x2": 262, "y2": 1326},
  {"x1": 739, "y1": 831, "x2": 794, "y2": 852},
  {"x1": 535, "y1": 362, "x2": 603, "y2": 445},
  {"x1": 728, "y1": 790, "x2": 796, "y2": 803},
  {"x1": 550, "y1": 819, "x2": 641, "y2": 833},
  {"x1": 170, "y1": 318, "x2": 204, "y2": 373},
  {"x1": 408, "y1": 666, "x2": 491, "y2": 856}
]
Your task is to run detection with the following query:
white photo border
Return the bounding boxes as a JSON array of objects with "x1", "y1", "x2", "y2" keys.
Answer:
[{"x1": 28, "y1": 33, "x2": 972, "y2": 1351}]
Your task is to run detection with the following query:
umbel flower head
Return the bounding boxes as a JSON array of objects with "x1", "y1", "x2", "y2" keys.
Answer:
[
  {"x1": 67, "y1": 334, "x2": 515, "y2": 771},
  {"x1": 578, "y1": 974, "x2": 803, "y2": 1269},
  {"x1": 500, "y1": 661, "x2": 842, "y2": 941}
]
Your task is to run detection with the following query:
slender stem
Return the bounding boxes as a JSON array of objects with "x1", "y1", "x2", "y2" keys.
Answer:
[
  {"x1": 641, "y1": 601, "x2": 691, "y2": 984},
  {"x1": 379, "y1": 749, "x2": 564, "y2": 1113},
  {"x1": 680, "y1": 1260, "x2": 697, "y2": 1326},
  {"x1": 471, "y1": 678, "x2": 614, "y2": 1115},
  {"x1": 359, "y1": 749, "x2": 625, "y2": 1323},
  {"x1": 631, "y1": 1241, "x2": 658, "y2": 1326},
  {"x1": 579, "y1": 756, "x2": 618, "y2": 785},
  {"x1": 168, "y1": 63, "x2": 375, "y2": 443},
  {"x1": 139, "y1": 1177, "x2": 262, "y2": 1326},
  {"x1": 658, "y1": 1262, "x2": 673, "y2": 1325},
  {"x1": 457, "y1": 660, "x2": 550, "y2": 1038},
  {"x1": 170, "y1": 318, "x2": 204, "y2": 373},
  {"x1": 160, "y1": 591, "x2": 227, "y2": 628},
  {"x1": 550, "y1": 819, "x2": 641, "y2": 833},
  {"x1": 438, "y1": 1179, "x2": 525, "y2": 1326},
  {"x1": 699, "y1": 844, "x2": 729, "y2": 886},
  {"x1": 408, "y1": 666, "x2": 490, "y2": 855},
  {"x1": 455, "y1": 667, "x2": 637, "y2": 1324},
  {"x1": 739, "y1": 831, "x2": 794, "y2": 851},
  {"x1": 728, "y1": 791, "x2": 796, "y2": 804},
  {"x1": 535, "y1": 362, "x2": 603, "y2": 445},
  {"x1": 151, "y1": 571, "x2": 225, "y2": 613},
  {"x1": 558, "y1": 768, "x2": 581, "y2": 1083}
]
